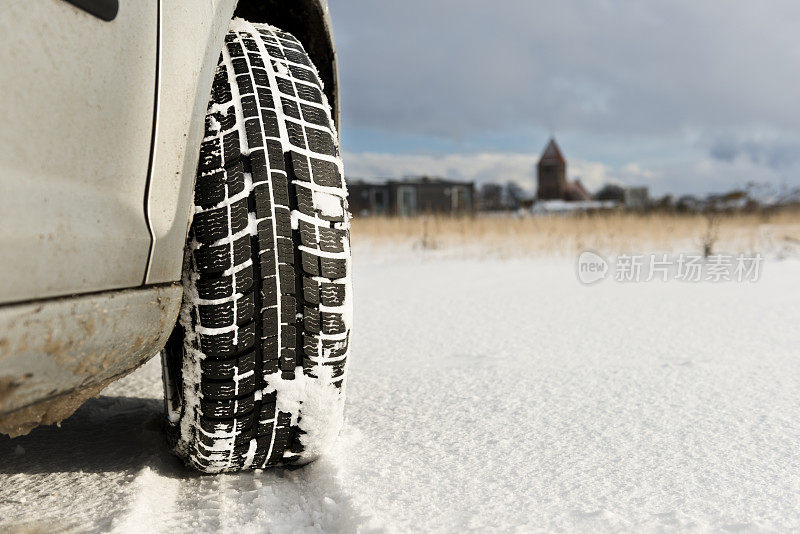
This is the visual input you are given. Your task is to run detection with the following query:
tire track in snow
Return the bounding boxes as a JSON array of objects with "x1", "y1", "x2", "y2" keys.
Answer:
[
  {"x1": 112, "y1": 467, "x2": 180, "y2": 533},
  {"x1": 168, "y1": 452, "x2": 372, "y2": 533}
]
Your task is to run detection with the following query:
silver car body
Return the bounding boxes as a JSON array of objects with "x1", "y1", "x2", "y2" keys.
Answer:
[{"x1": 0, "y1": 0, "x2": 337, "y2": 435}]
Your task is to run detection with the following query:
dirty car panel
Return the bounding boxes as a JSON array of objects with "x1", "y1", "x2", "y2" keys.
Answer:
[
  {"x1": 0, "y1": 0, "x2": 157, "y2": 304},
  {"x1": 0, "y1": 285, "x2": 182, "y2": 436}
]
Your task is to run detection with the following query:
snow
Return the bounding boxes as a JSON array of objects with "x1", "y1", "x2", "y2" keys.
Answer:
[
  {"x1": 264, "y1": 366, "x2": 347, "y2": 460},
  {"x1": 1, "y1": 251, "x2": 799, "y2": 532},
  {"x1": 532, "y1": 199, "x2": 618, "y2": 214},
  {"x1": 314, "y1": 191, "x2": 346, "y2": 219}
]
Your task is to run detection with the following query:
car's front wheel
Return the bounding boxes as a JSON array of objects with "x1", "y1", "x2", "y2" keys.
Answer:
[{"x1": 161, "y1": 19, "x2": 351, "y2": 473}]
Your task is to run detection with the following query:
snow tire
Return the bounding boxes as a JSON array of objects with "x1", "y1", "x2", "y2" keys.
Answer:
[{"x1": 161, "y1": 19, "x2": 352, "y2": 473}]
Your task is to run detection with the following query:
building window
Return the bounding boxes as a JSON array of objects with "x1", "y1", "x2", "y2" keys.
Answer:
[
  {"x1": 452, "y1": 187, "x2": 469, "y2": 212},
  {"x1": 372, "y1": 189, "x2": 387, "y2": 215},
  {"x1": 397, "y1": 186, "x2": 417, "y2": 217}
]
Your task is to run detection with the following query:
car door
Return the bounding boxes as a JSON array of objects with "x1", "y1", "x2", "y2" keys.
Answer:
[{"x1": 0, "y1": 0, "x2": 157, "y2": 303}]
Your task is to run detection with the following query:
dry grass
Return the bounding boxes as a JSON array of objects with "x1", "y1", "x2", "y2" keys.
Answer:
[{"x1": 350, "y1": 209, "x2": 800, "y2": 257}]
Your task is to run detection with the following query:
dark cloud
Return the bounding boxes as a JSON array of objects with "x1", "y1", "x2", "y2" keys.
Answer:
[
  {"x1": 708, "y1": 135, "x2": 800, "y2": 169},
  {"x1": 709, "y1": 142, "x2": 738, "y2": 163},
  {"x1": 330, "y1": 1, "x2": 800, "y2": 195},
  {"x1": 331, "y1": 1, "x2": 800, "y2": 140}
]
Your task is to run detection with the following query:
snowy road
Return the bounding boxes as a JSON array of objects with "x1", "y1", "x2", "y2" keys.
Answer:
[{"x1": 1, "y1": 254, "x2": 799, "y2": 532}]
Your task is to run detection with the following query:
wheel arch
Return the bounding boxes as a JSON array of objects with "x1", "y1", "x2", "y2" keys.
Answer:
[
  {"x1": 144, "y1": 0, "x2": 340, "y2": 287},
  {"x1": 233, "y1": 0, "x2": 339, "y2": 129}
]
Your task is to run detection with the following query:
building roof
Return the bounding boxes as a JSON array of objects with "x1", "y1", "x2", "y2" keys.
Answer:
[
  {"x1": 565, "y1": 179, "x2": 591, "y2": 201},
  {"x1": 538, "y1": 138, "x2": 566, "y2": 167}
]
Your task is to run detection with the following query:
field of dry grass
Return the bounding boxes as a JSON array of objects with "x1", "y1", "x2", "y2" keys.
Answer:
[{"x1": 350, "y1": 209, "x2": 800, "y2": 258}]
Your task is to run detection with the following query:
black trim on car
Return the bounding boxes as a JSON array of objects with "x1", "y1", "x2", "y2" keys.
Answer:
[{"x1": 63, "y1": 0, "x2": 119, "y2": 22}]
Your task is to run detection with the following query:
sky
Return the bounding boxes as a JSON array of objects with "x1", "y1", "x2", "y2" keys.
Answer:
[{"x1": 329, "y1": 0, "x2": 800, "y2": 197}]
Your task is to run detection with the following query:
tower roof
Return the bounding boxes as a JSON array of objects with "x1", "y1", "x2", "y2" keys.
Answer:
[{"x1": 539, "y1": 138, "x2": 566, "y2": 166}]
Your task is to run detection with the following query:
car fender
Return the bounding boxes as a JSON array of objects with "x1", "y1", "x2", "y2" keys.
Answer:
[{"x1": 144, "y1": 0, "x2": 338, "y2": 286}]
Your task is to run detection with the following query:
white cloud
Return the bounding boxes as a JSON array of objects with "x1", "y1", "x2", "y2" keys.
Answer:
[
  {"x1": 651, "y1": 155, "x2": 798, "y2": 197},
  {"x1": 344, "y1": 151, "x2": 539, "y2": 191},
  {"x1": 569, "y1": 160, "x2": 617, "y2": 191},
  {"x1": 344, "y1": 151, "x2": 662, "y2": 194},
  {"x1": 344, "y1": 149, "x2": 798, "y2": 198}
]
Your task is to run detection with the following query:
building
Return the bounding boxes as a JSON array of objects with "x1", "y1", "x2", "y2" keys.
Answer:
[
  {"x1": 565, "y1": 179, "x2": 591, "y2": 201},
  {"x1": 348, "y1": 179, "x2": 391, "y2": 216},
  {"x1": 348, "y1": 176, "x2": 475, "y2": 216},
  {"x1": 537, "y1": 138, "x2": 567, "y2": 200},
  {"x1": 536, "y1": 138, "x2": 591, "y2": 202},
  {"x1": 623, "y1": 187, "x2": 649, "y2": 209},
  {"x1": 478, "y1": 182, "x2": 532, "y2": 211}
]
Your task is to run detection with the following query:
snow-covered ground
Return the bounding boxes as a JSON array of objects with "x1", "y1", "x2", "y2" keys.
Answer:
[{"x1": 1, "y1": 251, "x2": 799, "y2": 532}]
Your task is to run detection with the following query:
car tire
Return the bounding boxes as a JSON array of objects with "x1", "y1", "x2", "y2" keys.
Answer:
[{"x1": 161, "y1": 19, "x2": 351, "y2": 473}]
